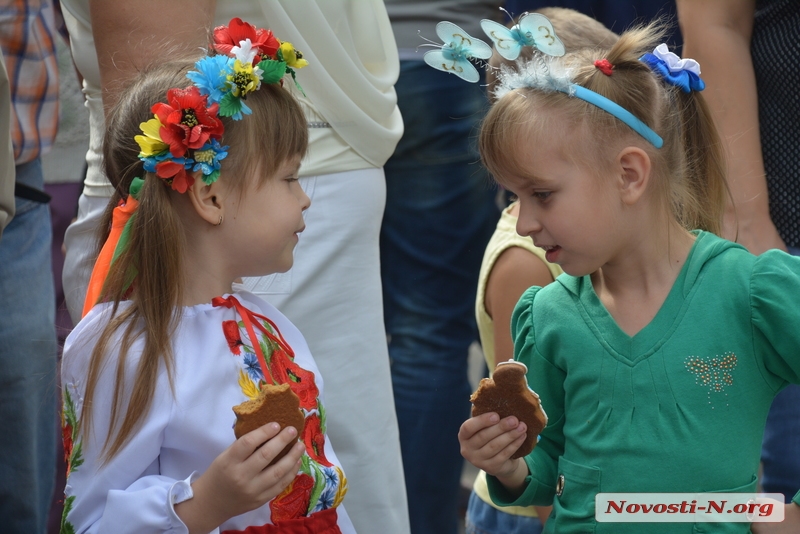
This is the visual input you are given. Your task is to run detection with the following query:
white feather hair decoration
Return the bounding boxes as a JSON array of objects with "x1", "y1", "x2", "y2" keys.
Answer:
[{"x1": 493, "y1": 55, "x2": 574, "y2": 100}]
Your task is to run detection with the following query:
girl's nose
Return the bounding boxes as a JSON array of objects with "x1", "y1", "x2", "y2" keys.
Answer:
[
  {"x1": 516, "y1": 204, "x2": 542, "y2": 238},
  {"x1": 299, "y1": 186, "x2": 311, "y2": 211}
]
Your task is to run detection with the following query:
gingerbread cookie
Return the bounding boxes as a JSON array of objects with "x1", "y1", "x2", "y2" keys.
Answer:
[
  {"x1": 233, "y1": 383, "x2": 305, "y2": 464},
  {"x1": 470, "y1": 360, "x2": 547, "y2": 458}
]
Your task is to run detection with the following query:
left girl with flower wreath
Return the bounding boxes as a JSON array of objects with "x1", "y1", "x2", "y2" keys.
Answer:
[{"x1": 60, "y1": 18, "x2": 354, "y2": 534}]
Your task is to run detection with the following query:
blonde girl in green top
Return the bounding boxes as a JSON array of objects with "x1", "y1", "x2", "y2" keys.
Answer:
[
  {"x1": 467, "y1": 9, "x2": 617, "y2": 534},
  {"x1": 458, "y1": 21, "x2": 800, "y2": 534},
  {"x1": 468, "y1": 200, "x2": 562, "y2": 534}
]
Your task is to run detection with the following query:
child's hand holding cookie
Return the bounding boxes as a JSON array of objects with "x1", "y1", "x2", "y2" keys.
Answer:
[{"x1": 458, "y1": 361, "x2": 547, "y2": 496}]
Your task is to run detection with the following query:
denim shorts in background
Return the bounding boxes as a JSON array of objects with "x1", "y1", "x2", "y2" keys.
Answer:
[{"x1": 465, "y1": 491, "x2": 544, "y2": 534}]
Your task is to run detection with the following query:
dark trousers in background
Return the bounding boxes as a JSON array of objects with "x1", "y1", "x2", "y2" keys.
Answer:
[{"x1": 382, "y1": 61, "x2": 500, "y2": 534}]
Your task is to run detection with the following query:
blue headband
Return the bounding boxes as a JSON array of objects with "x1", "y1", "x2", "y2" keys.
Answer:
[{"x1": 564, "y1": 85, "x2": 664, "y2": 148}]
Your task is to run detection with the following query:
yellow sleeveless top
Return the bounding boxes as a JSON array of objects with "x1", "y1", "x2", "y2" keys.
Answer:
[{"x1": 472, "y1": 202, "x2": 562, "y2": 516}]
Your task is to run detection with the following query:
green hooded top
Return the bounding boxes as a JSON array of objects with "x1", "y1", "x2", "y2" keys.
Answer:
[{"x1": 488, "y1": 231, "x2": 800, "y2": 533}]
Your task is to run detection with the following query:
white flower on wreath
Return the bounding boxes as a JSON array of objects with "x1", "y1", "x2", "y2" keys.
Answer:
[{"x1": 232, "y1": 38, "x2": 258, "y2": 65}]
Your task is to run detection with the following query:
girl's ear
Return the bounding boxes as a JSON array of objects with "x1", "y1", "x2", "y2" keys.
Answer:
[
  {"x1": 616, "y1": 146, "x2": 651, "y2": 205},
  {"x1": 186, "y1": 171, "x2": 225, "y2": 225}
]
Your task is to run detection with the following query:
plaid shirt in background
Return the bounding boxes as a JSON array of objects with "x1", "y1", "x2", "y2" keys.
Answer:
[{"x1": 0, "y1": 0, "x2": 59, "y2": 165}]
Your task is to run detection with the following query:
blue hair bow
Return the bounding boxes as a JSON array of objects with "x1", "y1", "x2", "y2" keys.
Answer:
[{"x1": 639, "y1": 43, "x2": 705, "y2": 93}]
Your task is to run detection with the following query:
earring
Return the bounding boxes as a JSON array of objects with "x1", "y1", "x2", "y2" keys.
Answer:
[{"x1": 216, "y1": 215, "x2": 223, "y2": 226}]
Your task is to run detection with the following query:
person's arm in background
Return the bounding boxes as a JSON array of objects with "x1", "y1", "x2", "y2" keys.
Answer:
[
  {"x1": 0, "y1": 54, "x2": 14, "y2": 240},
  {"x1": 484, "y1": 204, "x2": 557, "y2": 524},
  {"x1": 486, "y1": 246, "x2": 553, "y2": 368},
  {"x1": 88, "y1": 0, "x2": 217, "y2": 119},
  {"x1": 677, "y1": 0, "x2": 785, "y2": 254}
]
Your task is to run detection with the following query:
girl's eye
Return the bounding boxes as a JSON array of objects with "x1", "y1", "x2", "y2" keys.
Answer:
[{"x1": 533, "y1": 191, "x2": 552, "y2": 201}]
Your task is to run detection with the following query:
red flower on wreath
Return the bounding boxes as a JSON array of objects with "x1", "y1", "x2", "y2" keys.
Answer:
[
  {"x1": 153, "y1": 87, "x2": 223, "y2": 158},
  {"x1": 302, "y1": 413, "x2": 332, "y2": 467},
  {"x1": 271, "y1": 350, "x2": 319, "y2": 410},
  {"x1": 222, "y1": 320, "x2": 244, "y2": 355},
  {"x1": 270, "y1": 473, "x2": 314, "y2": 522},
  {"x1": 213, "y1": 17, "x2": 280, "y2": 63},
  {"x1": 154, "y1": 160, "x2": 194, "y2": 193}
]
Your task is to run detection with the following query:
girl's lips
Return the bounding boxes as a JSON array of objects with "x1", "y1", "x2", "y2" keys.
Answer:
[{"x1": 543, "y1": 245, "x2": 561, "y2": 263}]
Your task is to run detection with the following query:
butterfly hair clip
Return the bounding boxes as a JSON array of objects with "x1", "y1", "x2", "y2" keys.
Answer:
[
  {"x1": 480, "y1": 12, "x2": 565, "y2": 60},
  {"x1": 423, "y1": 21, "x2": 493, "y2": 83}
]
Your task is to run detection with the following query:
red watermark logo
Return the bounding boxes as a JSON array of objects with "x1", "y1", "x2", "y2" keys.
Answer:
[{"x1": 595, "y1": 493, "x2": 785, "y2": 522}]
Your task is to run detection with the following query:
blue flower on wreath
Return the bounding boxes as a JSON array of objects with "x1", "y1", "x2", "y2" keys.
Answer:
[
  {"x1": 187, "y1": 55, "x2": 233, "y2": 106},
  {"x1": 639, "y1": 43, "x2": 705, "y2": 94},
  {"x1": 193, "y1": 138, "x2": 229, "y2": 185},
  {"x1": 141, "y1": 152, "x2": 192, "y2": 174},
  {"x1": 141, "y1": 150, "x2": 169, "y2": 173},
  {"x1": 243, "y1": 353, "x2": 264, "y2": 382}
]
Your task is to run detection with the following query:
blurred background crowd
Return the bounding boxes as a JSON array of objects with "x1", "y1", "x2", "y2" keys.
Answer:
[{"x1": 1, "y1": 1, "x2": 797, "y2": 533}]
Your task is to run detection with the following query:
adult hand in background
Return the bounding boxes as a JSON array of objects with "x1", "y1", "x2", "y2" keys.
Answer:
[
  {"x1": 677, "y1": 0, "x2": 786, "y2": 255},
  {"x1": 88, "y1": 0, "x2": 217, "y2": 118}
]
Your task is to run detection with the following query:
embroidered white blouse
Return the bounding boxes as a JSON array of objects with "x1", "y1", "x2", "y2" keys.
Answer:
[{"x1": 61, "y1": 291, "x2": 355, "y2": 533}]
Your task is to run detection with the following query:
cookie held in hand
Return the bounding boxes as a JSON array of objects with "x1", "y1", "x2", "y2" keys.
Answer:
[
  {"x1": 232, "y1": 383, "x2": 305, "y2": 465},
  {"x1": 470, "y1": 361, "x2": 547, "y2": 458}
]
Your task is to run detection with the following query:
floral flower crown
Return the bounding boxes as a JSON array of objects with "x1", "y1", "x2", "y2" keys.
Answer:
[{"x1": 134, "y1": 18, "x2": 309, "y2": 193}]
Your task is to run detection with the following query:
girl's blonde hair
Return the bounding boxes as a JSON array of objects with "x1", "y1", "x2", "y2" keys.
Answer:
[
  {"x1": 81, "y1": 57, "x2": 308, "y2": 462},
  {"x1": 481, "y1": 22, "x2": 728, "y2": 236}
]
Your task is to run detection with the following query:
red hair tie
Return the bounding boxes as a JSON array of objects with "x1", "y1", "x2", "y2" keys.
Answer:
[{"x1": 594, "y1": 59, "x2": 614, "y2": 76}]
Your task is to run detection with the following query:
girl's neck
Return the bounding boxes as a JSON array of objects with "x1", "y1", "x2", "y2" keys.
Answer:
[
  {"x1": 181, "y1": 279, "x2": 234, "y2": 307},
  {"x1": 591, "y1": 222, "x2": 696, "y2": 337},
  {"x1": 180, "y1": 227, "x2": 236, "y2": 308}
]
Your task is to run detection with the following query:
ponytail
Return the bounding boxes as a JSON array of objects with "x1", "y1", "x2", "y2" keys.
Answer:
[
  {"x1": 673, "y1": 90, "x2": 728, "y2": 236},
  {"x1": 81, "y1": 62, "x2": 190, "y2": 463},
  {"x1": 579, "y1": 21, "x2": 729, "y2": 235}
]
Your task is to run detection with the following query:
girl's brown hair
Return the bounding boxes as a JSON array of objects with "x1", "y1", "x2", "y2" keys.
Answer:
[
  {"x1": 80, "y1": 56, "x2": 308, "y2": 462},
  {"x1": 481, "y1": 21, "x2": 728, "y2": 236}
]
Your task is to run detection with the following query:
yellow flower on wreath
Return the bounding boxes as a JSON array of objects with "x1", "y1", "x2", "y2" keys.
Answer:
[
  {"x1": 280, "y1": 41, "x2": 309, "y2": 69},
  {"x1": 228, "y1": 59, "x2": 262, "y2": 98},
  {"x1": 134, "y1": 117, "x2": 169, "y2": 157}
]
